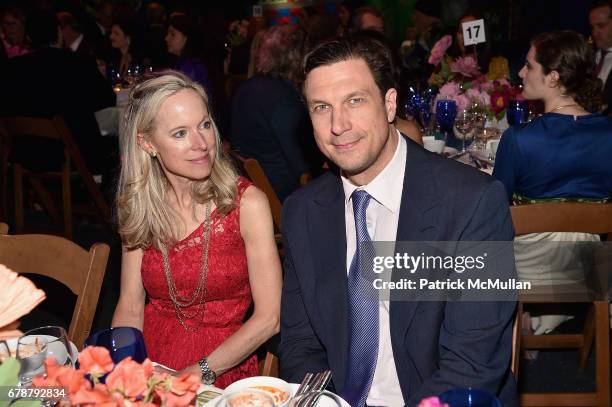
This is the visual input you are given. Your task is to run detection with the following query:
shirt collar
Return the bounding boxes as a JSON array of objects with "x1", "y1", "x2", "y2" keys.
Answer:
[
  {"x1": 341, "y1": 129, "x2": 406, "y2": 213},
  {"x1": 69, "y1": 34, "x2": 84, "y2": 52}
]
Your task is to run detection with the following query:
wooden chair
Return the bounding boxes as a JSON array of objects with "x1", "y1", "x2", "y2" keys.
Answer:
[
  {"x1": 259, "y1": 351, "x2": 279, "y2": 377},
  {"x1": 0, "y1": 223, "x2": 110, "y2": 349},
  {"x1": 0, "y1": 116, "x2": 111, "y2": 239},
  {"x1": 228, "y1": 150, "x2": 283, "y2": 231},
  {"x1": 511, "y1": 203, "x2": 612, "y2": 407}
]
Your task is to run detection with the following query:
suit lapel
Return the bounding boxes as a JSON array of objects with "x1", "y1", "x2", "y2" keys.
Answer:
[
  {"x1": 391, "y1": 139, "x2": 443, "y2": 397},
  {"x1": 307, "y1": 173, "x2": 348, "y2": 388}
]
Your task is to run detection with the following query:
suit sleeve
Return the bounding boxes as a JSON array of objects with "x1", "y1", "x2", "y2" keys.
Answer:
[
  {"x1": 408, "y1": 180, "x2": 517, "y2": 406},
  {"x1": 278, "y1": 200, "x2": 330, "y2": 383}
]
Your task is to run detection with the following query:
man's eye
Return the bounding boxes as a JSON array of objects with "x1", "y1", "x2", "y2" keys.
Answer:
[
  {"x1": 348, "y1": 97, "x2": 364, "y2": 105},
  {"x1": 313, "y1": 104, "x2": 329, "y2": 113}
]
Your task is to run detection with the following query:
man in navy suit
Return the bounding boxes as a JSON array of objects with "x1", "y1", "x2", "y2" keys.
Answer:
[{"x1": 278, "y1": 35, "x2": 518, "y2": 406}]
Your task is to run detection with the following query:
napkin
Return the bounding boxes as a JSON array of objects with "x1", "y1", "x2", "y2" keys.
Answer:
[{"x1": 0, "y1": 264, "x2": 45, "y2": 330}]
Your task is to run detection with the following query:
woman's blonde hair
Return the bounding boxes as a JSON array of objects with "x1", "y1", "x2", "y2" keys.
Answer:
[{"x1": 117, "y1": 70, "x2": 238, "y2": 250}]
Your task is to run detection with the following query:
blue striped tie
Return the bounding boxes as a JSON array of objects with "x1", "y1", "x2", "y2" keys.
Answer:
[{"x1": 341, "y1": 190, "x2": 379, "y2": 407}]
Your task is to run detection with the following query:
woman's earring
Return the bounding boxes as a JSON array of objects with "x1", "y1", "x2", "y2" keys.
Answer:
[{"x1": 150, "y1": 151, "x2": 157, "y2": 158}]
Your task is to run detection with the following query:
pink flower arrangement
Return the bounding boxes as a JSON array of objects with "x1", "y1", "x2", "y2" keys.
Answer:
[
  {"x1": 417, "y1": 396, "x2": 450, "y2": 407},
  {"x1": 31, "y1": 346, "x2": 200, "y2": 406},
  {"x1": 450, "y1": 56, "x2": 481, "y2": 78},
  {"x1": 428, "y1": 35, "x2": 452, "y2": 66}
]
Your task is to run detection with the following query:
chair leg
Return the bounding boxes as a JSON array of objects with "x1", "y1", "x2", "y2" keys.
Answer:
[
  {"x1": 14, "y1": 164, "x2": 23, "y2": 234},
  {"x1": 61, "y1": 163, "x2": 72, "y2": 239},
  {"x1": 29, "y1": 178, "x2": 62, "y2": 227},
  {"x1": 512, "y1": 302, "x2": 522, "y2": 379},
  {"x1": 578, "y1": 305, "x2": 595, "y2": 371},
  {"x1": 594, "y1": 301, "x2": 610, "y2": 407}
]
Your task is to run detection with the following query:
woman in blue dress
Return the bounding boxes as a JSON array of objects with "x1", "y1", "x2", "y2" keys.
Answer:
[{"x1": 493, "y1": 30, "x2": 612, "y2": 334}]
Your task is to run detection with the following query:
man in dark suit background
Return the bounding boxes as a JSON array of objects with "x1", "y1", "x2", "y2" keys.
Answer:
[
  {"x1": 0, "y1": 11, "x2": 116, "y2": 180},
  {"x1": 278, "y1": 35, "x2": 518, "y2": 406},
  {"x1": 589, "y1": 1, "x2": 612, "y2": 115}
]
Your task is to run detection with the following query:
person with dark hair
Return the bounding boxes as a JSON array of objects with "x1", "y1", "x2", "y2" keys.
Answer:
[
  {"x1": 494, "y1": 30, "x2": 611, "y2": 202},
  {"x1": 279, "y1": 34, "x2": 518, "y2": 407},
  {"x1": 347, "y1": 6, "x2": 384, "y2": 34},
  {"x1": 109, "y1": 18, "x2": 136, "y2": 78},
  {"x1": 1, "y1": 6, "x2": 30, "y2": 58},
  {"x1": 446, "y1": 12, "x2": 493, "y2": 76},
  {"x1": 57, "y1": 11, "x2": 97, "y2": 57},
  {"x1": 493, "y1": 31, "x2": 612, "y2": 333},
  {"x1": 589, "y1": 1, "x2": 612, "y2": 115},
  {"x1": 230, "y1": 25, "x2": 323, "y2": 202},
  {"x1": 165, "y1": 13, "x2": 211, "y2": 94},
  {"x1": 0, "y1": 10, "x2": 116, "y2": 183}
]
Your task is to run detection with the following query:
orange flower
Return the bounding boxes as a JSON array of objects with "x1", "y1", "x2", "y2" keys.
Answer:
[
  {"x1": 32, "y1": 357, "x2": 91, "y2": 393},
  {"x1": 78, "y1": 346, "x2": 114, "y2": 376},
  {"x1": 105, "y1": 357, "x2": 154, "y2": 399},
  {"x1": 155, "y1": 373, "x2": 199, "y2": 407},
  {"x1": 71, "y1": 384, "x2": 121, "y2": 407}
]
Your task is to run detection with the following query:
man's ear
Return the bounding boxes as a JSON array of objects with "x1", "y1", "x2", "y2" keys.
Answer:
[{"x1": 384, "y1": 88, "x2": 398, "y2": 122}]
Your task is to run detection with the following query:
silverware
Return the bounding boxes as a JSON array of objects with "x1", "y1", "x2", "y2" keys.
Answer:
[
  {"x1": 296, "y1": 371, "x2": 332, "y2": 407},
  {"x1": 294, "y1": 372, "x2": 314, "y2": 398}
]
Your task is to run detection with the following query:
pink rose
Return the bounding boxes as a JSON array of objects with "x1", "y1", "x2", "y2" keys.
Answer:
[
  {"x1": 455, "y1": 94, "x2": 470, "y2": 112},
  {"x1": 479, "y1": 80, "x2": 495, "y2": 93},
  {"x1": 466, "y1": 88, "x2": 491, "y2": 107},
  {"x1": 428, "y1": 35, "x2": 452, "y2": 66},
  {"x1": 450, "y1": 56, "x2": 481, "y2": 78},
  {"x1": 417, "y1": 396, "x2": 450, "y2": 407},
  {"x1": 437, "y1": 81, "x2": 461, "y2": 100}
]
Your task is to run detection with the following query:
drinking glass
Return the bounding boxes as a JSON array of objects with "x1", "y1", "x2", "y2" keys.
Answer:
[
  {"x1": 22, "y1": 326, "x2": 75, "y2": 367},
  {"x1": 289, "y1": 390, "x2": 342, "y2": 407},
  {"x1": 439, "y1": 388, "x2": 501, "y2": 407},
  {"x1": 507, "y1": 100, "x2": 529, "y2": 126},
  {"x1": 85, "y1": 327, "x2": 147, "y2": 364},
  {"x1": 0, "y1": 340, "x2": 10, "y2": 363},
  {"x1": 436, "y1": 100, "x2": 457, "y2": 130},
  {"x1": 16, "y1": 335, "x2": 48, "y2": 386},
  {"x1": 453, "y1": 109, "x2": 476, "y2": 153},
  {"x1": 213, "y1": 389, "x2": 275, "y2": 407}
]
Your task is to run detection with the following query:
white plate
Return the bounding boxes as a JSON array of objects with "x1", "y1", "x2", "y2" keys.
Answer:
[
  {"x1": 205, "y1": 380, "x2": 349, "y2": 407},
  {"x1": 225, "y1": 376, "x2": 292, "y2": 406}
]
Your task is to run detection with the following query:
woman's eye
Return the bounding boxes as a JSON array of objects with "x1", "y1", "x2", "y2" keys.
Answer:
[
  {"x1": 173, "y1": 129, "x2": 187, "y2": 138},
  {"x1": 201, "y1": 121, "x2": 211, "y2": 129}
]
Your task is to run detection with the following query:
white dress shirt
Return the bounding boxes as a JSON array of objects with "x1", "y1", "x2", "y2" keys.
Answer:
[
  {"x1": 596, "y1": 47, "x2": 612, "y2": 85},
  {"x1": 341, "y1": 130, "x2": 406, "y2": 407},
  {"x1": 69, "y1": 34, "x2": 84, "y2": 52}
]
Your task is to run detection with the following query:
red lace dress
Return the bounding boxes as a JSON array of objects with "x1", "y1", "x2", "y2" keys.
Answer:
[{"x1": 141, "y1": 177, "x2": 258, "y2": 388}]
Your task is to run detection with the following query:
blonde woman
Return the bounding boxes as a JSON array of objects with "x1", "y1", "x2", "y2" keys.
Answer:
[{"x1": 112, "y1": 71, "x2": 281, "y2": 387}]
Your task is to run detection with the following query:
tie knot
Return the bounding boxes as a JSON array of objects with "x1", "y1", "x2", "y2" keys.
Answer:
[{"x1": 352, "y1": 189, "x2": 371, "y2": 219}]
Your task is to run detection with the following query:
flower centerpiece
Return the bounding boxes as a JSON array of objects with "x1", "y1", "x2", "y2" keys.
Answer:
[
  {"x1": 427, "y1": 35, "x2": 523, "y2": 124},
  {"x1": 31, "y1": 346, "x2": 201, "y2": 406}
]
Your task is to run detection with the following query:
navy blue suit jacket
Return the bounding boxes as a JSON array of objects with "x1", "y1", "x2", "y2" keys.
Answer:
[{"x1": 279, "y1": 137, "x2": 518, "y2": 406}]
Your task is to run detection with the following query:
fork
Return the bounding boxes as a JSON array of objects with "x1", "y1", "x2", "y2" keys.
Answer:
[{"x1": 294, "y1": 371, "x2": 332, "y2": 407}]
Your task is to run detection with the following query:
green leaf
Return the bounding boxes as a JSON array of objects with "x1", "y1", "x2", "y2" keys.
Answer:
[
  {"x1": 10, "y1": 400, "x2": 41, "y2": 407},
  {"x1": 0, "y1": 358, "x2": 20, "y2": 387}
]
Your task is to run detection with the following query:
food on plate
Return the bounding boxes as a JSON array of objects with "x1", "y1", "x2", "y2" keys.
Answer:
[
  {"x1": 250, "y1": 386, "x2": 289, "y2": 405},
  {"x1": 227, "y1": 391, "x2": 275, "y2": 407}
]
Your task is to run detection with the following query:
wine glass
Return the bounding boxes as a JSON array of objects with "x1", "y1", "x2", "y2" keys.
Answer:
[
  {"x1": 0, "y1": 340, "x2": 11, "y2": 363},
  {"x1": 439, "y1": 388, "x2": 501, "y2": 407},
  {"x1": 289, "y1": 390, "x2": 342, "y2": 407},
  {"x1": 16, "y1": 335, "x2": 48, "y2": 386},
  {"x1": 22, "y1": 326, "x2": 75, "y2": 367},
  {"x1": 507, "y1": 100, "x2": 529, "y2": 126},
  {"x1": 453, "y1": 109, "x2": 476, "y2": 153},
  {"x1": 436, "y1": 100, "x2": 457, "y2": 129}
]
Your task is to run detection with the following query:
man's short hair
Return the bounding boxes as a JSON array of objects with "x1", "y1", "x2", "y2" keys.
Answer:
[
  {"x1": 57, "y1": 11, "x2": 82, "y2": 33},
  {"x1": 302, "y1": 33, "x2": 398, "y2": 98},
  {"x1": 589, "y1": 1, "x2": 612, "y2": 15},
  {"x1": 347, "y1": 6, "x2": 382, "y2": 34}
]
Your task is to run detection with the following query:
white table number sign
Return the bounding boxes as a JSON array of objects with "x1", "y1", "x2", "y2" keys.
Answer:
[
  {"x1": 462, "y1": 19, "x2": 486, "y2": 46},
  {"x1": 253, "y1": 5, "x2": 263, "y2": 17}
]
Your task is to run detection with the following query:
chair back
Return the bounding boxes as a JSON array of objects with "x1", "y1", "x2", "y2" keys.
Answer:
[
  {"x1": 228, "y1": 150, "x2": 283, "y2": 231},
  {"x1": 0, "y1": 116, "x2": 111, "y2": 221},
  {"x1": 510, "y1": 202, "x2": 612, "y2": 238},
  {"x1": 0, "y1": 227, "x2": 109, "y2": 349}
]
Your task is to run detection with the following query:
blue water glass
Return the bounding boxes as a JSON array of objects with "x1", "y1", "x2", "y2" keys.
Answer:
[
  {"x1": 436, "y1": 100, "x2": 457, "y2": 130},
  {"x1": 84, "y1": 327, "x2": 147, "y2": 364},
  {"x1": 507, "y1": 100, "x2": 528, "y2": 126},
  {"x1": 404, "y1": 91, "x2": 422, "y2": 121},
  {"x1": 439, "y1": 388, "x2": 501, "y2": 407}
]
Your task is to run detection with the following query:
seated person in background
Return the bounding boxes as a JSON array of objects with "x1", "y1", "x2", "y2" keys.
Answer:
[
  {"x1": 230, "y1": 25, "x2": 323, "y2": 202},
  {"x1": 165, "y1": 13, "x2": 212, "y2": 97},
  {"x1": 109, "y1": 18, "x2": 137, "y2": 79},
  {"x1": 112, "y1": 71, "x2": 281, "y2": 388},
  {"x1": 0, "y1": 11, "x2": 116, "y2": 180},
  {"x1": 346, "y1": 6, "x2": 384, "y2": 34},
  {"x1": 493, "y1": 30, "x2": 612, "y2": 333}
]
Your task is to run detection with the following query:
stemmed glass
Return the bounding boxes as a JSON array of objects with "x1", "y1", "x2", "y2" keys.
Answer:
[
  {"x1": 22, "y1": 326, "x2": 75, "y2": 367},
  {"x1": 16, "y1": 335, "x2": 48, "y2": 386},
  {"x1": 453, "y1": 109, "x2": 476, "y2": 153},
  {"x1": 0, "y1": 340, "x2": 10, "y2": 363},
  {"x1": 436, "y1": 100, "x2": 457, "y2": 144}
]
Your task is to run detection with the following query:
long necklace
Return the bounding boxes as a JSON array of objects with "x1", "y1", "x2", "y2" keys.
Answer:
[
  {"x1": 161, "y1": 201, "x2": 212, "y2": 331},
  {"x1": 547, "y1": 103, "x2": 579, "y2": 113}
]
